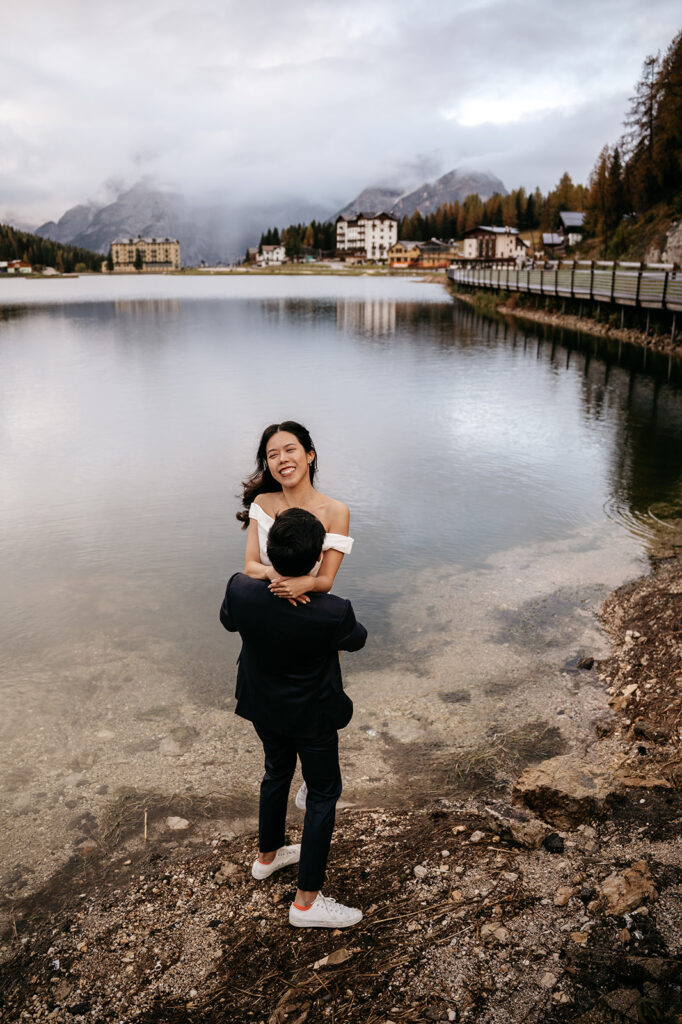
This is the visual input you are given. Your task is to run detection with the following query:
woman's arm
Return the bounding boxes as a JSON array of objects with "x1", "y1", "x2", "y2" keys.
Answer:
[
  {"x1": 267, "y1": 503, "x2": 350, "y2": 599},
  {"x1": 244, "y1": 518, "x2": 277, "y2": 581}
]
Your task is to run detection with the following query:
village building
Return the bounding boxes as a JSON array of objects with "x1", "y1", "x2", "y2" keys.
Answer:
[
  {"x1": 542, "y1": 232, "x2": 565, "y2": 255},
  {"x1": 0, "y1": 259, "x2": 32, "y2": 274},
  {"x1": 388, "y1": 239, "x2": 460, "y2": 269},
  {"x1": 336, "y1": 212, "x2": 398, "y2": 261},
  {"x1": 257, "y1": 244, "x2": 286, "y2": 266},
  {"x1": 559, "y1": 211, "x2": 585, "y2": 247},
  {"x1": 462, "y1": 226, "x2": 527, "y2": 261},
  {"x1": 388, "y1": 240, "x2": 422, "y2": 267},
  {"x1": 110, "y1": 237, "x2": 180, "y2": 273}
]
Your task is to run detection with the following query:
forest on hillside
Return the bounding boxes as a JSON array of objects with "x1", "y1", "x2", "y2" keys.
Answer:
[
  {"x1": 0, "y1": 223, "x2": 103, "y2": 273},
  {"x1": 258, "y1": 28, "x2": 681, "y2": 262}
]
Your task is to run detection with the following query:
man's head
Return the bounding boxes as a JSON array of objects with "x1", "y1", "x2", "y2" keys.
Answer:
[{"x1": 266, "y1": 507, "x2": 325, "y2": 578}]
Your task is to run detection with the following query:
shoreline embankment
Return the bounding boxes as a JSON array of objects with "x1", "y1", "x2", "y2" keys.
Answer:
[{"x1": 448, "y1": 285, "x2": 682, "y2": 359}]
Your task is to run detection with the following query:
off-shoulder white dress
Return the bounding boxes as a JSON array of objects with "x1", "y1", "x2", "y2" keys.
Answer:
[{"x1": 249, "y1": 501, "x2": 354, "y2": 574}]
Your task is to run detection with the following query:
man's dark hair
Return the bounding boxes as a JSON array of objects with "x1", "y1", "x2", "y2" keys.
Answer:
[{"x1": 266, "y1": 508, "x2": 325, "y2": 578}]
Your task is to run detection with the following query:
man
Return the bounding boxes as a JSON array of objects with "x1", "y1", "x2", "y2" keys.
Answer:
[{"x1": 219, "y1": 507, "x2": 367, "y2": 928}]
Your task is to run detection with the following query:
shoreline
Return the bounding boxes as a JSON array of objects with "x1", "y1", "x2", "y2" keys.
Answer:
[
  {"x1": 449, "y1": 287, "x2": 682, "y2": 358},
  {"x1": 2, "y1": 552, "x2": 681, "y2": 1022}
]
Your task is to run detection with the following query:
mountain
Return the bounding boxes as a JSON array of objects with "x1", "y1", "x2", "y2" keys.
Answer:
[
  {"x1": 335, "y1": 186, "x2": 404, "y2": 219},
  {"x1": 36, "y1": 184, "x2": 192, "y2": 258},
  {"x1": 336, "y1": 168, "x2": 507, "y2": 219},
  {"x1": 35, "y1": 184, "x2": 327, "y2": 265}
]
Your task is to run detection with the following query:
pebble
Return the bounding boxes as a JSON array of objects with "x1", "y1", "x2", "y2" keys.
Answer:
[
  {"x1": 413, "y1": 865, "x2": 428, "y2": 879},
  {"x1": 554, "y1": 886, "x2": 573, "y2": 907},
  {"x1": 539, "y1": 972, "x2": 557, "y2": 989},
  {"x1": 165, "y1": 816, "x2": 190, "y2": 831},
  {"x1": 469, "y1": 830, "x2": 486, "y2": 843}
]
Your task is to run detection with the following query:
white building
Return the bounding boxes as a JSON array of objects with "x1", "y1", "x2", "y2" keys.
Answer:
[
  {"x1": 258, "y1": 244, "x2": 286, "y2": 265},
  {"x1": 462, "y1": 226, "x2": 528, "y2": 261},
  {"x1": 335, "y1": 212, "x2": 398, "y2": 261}
]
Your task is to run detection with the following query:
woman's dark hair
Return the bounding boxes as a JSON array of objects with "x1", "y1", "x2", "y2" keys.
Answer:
[
  {"x1": 266, "y1": 508, "x2": 325, "y2": 577},
  {"x1": 237, "y1": 420, "x2": 318, "y2": 528}
]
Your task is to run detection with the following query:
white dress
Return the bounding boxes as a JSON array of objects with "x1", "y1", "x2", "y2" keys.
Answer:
[{"x1": 249, "y1": 502, "x2": 354, "y2": 574}]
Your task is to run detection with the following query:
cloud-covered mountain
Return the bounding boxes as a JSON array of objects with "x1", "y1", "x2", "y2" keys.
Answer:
[
  {"x1": 35, "y1": 184, "x2": 327, "y2": 265},
  {"x1": 34, "y1": 166, "x2": 508, "y2": 264},
  {"x1": 336, "y1": 168, "x2": 507, "y2": 219}
]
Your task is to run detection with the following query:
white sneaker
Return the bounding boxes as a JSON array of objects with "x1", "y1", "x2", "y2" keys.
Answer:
[
  {"x1": 295, "y1": 781, "x2": 308, "y2": 810},
  {"x1": 251, "y1": 844, "x2": 301, "y2": 880},
  {"x1": 289, "y1": 893, "x2": 363, "y2": 929}
]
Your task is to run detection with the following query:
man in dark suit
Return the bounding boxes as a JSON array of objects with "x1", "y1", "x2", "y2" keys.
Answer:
[{"x1": 219, "y1": 508, "x2": 367, "y2": 929}]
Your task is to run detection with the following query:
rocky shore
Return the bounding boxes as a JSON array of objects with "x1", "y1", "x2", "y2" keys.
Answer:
[
  {"x1": 2, "y1": 558, "x2": 681, "y2": 1024},
  {"x1": 450, "y1": 289, "x2": 682, "y2": 358}
]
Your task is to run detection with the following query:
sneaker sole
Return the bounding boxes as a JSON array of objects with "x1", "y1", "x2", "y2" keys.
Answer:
[{"x1": 289, "y1": 913, "x2": 362, "y2": 929}]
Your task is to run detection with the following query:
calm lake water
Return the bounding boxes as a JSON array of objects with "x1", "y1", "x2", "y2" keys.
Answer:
[
  {"x1": 2, "y1": 273, "x2": 682, "y2": 889},
  {"x1": 2, "y1": 274, "x2": 682, "y2": 661}
]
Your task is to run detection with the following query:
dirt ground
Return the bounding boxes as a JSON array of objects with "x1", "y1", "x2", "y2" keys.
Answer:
[{"x1": 1, "y1": 559, "x2": 681, "y2": 1024}]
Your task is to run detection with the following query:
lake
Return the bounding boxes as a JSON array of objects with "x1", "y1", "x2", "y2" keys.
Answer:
[{"x1": 2, "y1": 273, "x2": 682, "y2": 895}]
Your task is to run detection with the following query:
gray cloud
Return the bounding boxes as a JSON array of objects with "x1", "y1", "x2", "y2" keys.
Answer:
[{"x1": 1, "y1": 0, "x2": 680, "y2": 225}]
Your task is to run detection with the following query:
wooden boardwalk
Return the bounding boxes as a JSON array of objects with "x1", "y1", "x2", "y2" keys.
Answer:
[{"x1": 447, "y1": 261, "x2": 682, "y2": 312}]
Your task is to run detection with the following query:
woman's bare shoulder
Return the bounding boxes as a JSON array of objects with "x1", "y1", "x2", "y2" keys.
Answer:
[
  {"x1": 253, "y1": 493, "x2": 279, "y2": 514},
  {"x1": 317, "y1": 494, "x2": 350, "y2": 532}
]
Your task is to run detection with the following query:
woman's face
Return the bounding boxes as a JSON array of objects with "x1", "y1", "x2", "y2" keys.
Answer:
[{"x1": 265, "y1": 431, "x2": 312, "y2": 487}]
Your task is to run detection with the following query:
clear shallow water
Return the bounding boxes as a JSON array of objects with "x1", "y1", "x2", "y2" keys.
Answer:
[
  {"x1": 3, "y1": 273, "x2": 682, "y2": 890},
  {"x1": 2, "y1": 274, "x2": 682, "y2": 670}
]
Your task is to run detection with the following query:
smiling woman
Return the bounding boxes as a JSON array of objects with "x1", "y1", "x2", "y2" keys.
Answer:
[{"x1": 237, "y1": 420, "x2": 353, "y2": 605}]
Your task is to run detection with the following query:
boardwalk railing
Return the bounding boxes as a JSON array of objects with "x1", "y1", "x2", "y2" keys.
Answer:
[{"x1": 447, "y1": 262, "x2": 682, "y2": 312}]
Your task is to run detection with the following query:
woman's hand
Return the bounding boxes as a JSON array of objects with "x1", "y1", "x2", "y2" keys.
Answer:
[{"x1": 268, "y1": 575, "x2": 312, "y2": 606}]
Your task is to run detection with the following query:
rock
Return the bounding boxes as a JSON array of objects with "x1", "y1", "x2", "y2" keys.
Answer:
[
  {"x1": 165, "y1": 816, "x2": 190, "y2": 831},
  {"x1": 214, "y1": 861, "x2": 241, "y2": 885},
  {"x1": 543, "y1": 832, "x2": 564, "y2": 854},
  {"x1": 512, "y1": 755, "x2": 621, "y2": 828},
  {"x1": 468, "y1": 830, "x2": 486, "y2": 844},
  {"x1": 413, "y1": 865, "x2": 428, "y2": 879},
  {"x1": 539, "y1": 972, "x2": 557, "y2": 989},
  {"x1": 615, "y1": 771, "x2": 672, "y2": 789},
  {"x1": 598, "y1": 861, "x2": 657, "y2": 916},
  {"x1": 570, "y1": 932, "x2": 588, "y2": 944},
  {"x1": 484, "y1": 805, "x2": 548, "y2": 849},
  {"x1": 554, "y1": 886, "x2": 573, "y2": 907},
  {"x1": 630, "y1": 719, "x2": 671, "y2": 743},
  {"x1": 594, "y1": 717, "x2": 615, "y2": 738}
]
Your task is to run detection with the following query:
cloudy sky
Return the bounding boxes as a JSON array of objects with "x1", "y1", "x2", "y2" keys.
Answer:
[{"x1": 2, "y1": 0, "x2": 680, "y2": 226}]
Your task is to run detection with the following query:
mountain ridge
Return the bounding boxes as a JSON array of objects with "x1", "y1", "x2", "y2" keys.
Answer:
[{"x1": 336, "y1": 167, "x2": 507, "y2": 220}]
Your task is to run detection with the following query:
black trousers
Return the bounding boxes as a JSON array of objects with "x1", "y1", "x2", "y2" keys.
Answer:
[{"x1": 253, "y1": 723, "x2": 342, "y2": 892}]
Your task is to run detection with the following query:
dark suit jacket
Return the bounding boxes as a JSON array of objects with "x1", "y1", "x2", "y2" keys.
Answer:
[{"x1": 219, "y1": 573, "x2": 367, "y2": 737}]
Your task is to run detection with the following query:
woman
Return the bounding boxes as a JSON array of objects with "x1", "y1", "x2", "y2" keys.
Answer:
[
  {"x1": 238, "y1": 420, "x2": 353, "y2": 605},
  {"x1": 238, "y1": 420, "x2": 354, "y2": 812}
]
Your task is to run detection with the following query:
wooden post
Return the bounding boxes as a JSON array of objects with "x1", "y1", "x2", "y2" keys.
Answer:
[
  {"x1": 645, "y1": 309, "x2": 650, "y2": 337},
  {"x1": 672, "y1": 313, "x2": 677, "y2": 347},
  {"x1": 620, "y1": 308, "x2": 624, "y2": 330}
]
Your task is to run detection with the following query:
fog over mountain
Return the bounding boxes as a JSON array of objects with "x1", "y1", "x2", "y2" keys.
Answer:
[
  {"x1": 337, "y1": 168, "x2": 507, "y2": 219},
  {"x1": 35, "y1": 167, "x2": 508, "y2": 264},
  {"x1": 35, "y1": 184, "x2": 329, "y2": 265}
]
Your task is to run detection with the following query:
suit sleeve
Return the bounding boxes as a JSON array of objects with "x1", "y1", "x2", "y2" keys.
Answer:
[
  {"x1": 334, "y1": 601, "x2": 367, "y2": 652},
  {"x1": 219, "y1": 575, "x2": 237, "y2": 632}
]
